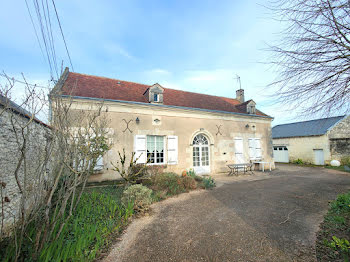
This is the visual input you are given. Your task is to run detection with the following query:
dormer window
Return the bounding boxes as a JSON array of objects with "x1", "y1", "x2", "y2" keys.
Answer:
[
  {"x1": 154, "y1": 93, "x2": 159, "y2": 102},
  {"x1": 144, "y1": 83, "x2": 164, "y2": 104},
  {"x1": 246, "y1": 100, "x2": 256, "y2": 114}
]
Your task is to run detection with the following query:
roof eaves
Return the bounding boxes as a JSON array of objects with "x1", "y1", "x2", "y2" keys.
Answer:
[
  {"x1": 273, "y1": 134, "x2": 325, "y2": 139},
  {"x1": 60, "y1": 95, "x2": 274, "y2": 119}
]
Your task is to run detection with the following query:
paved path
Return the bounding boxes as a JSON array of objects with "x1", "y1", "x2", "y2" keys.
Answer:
[{"x1": 103, "y1": 165, "x2": 350, "y2": 262}]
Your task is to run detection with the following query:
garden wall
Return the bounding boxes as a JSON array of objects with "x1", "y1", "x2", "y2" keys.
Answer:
[{"x1": 0, "y1": 107, "x2": 52, "y2": 237}]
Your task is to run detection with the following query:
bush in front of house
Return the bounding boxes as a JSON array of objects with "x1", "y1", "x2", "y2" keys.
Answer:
[
  {"x1": 150, "y1": 172, "x2": 186, "y2": 196},
  {"x1": 187, "y1": 168, "x2": 204, "y2": 182},
  {"x1": 181, "y1": 175, "x2": 198, "y2": 190},
  {"x1": 201, "y1": 176, "x2": 216, "y2": 189},
  {"x1": 122, "y1": 184, "x2": 153, "y2": 212}
]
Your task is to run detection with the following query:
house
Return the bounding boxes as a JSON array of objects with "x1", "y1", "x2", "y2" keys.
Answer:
[
  {"x1": 51, "y1": 68, "x2": 274, "y2": 181},
  {"x1": 272, "y1": 115, "x2": 350, "y2": 165},
  {"x1": 0, "y1": 95, "x2": 51, "y2": 236}
]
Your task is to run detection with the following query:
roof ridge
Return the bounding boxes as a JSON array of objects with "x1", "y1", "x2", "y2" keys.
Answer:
[
  {"x1": 69, "y1": 72, "x2": 150, "y2": 87},
  {"x1": 69, "y1": 71, "x2": 242, "y2": 104},
  {"x1": 273, "y1": 115, "x2": 345, "y2": 127}
]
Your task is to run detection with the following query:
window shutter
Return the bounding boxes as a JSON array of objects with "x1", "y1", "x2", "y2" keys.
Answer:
[
  {"x1": 94, "y1": 156, "x2": 103, "y2": 171},
  {"x1": 167, "y1": 135, "x2": 178, "y2": 165},
  {"x1": 234, "y1": 137, "x2": 244, "y2": 164},
  {"x1": 134, "y1": 135, "x2": 146, "y2": 164},
  {"x1": 255, "y1": 138, "x2": 262, "y2": 159},
  {"x1": 248, "y1": 138, "x2": 256, "y2": 159}
]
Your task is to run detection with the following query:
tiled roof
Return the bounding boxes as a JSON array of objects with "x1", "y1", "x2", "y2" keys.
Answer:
[
  {"x1": 60, "y1": 71, "x2": 269, "y2": 117},
  {"x1": 272, "y1": 116, "x2": 346, "y2": 139}
]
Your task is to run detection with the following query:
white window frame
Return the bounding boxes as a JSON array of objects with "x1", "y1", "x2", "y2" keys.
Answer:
[{"x1": 146, "y1": 135, "x2": 165, "y2": 165}]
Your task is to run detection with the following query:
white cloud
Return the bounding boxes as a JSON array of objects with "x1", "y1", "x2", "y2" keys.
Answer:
[
  {"x1": 103, "y1": 43, "x2": 136, "y2": 60},
  {"x1": 149, "y1": 69, "x2": 171, "y2": 75}
]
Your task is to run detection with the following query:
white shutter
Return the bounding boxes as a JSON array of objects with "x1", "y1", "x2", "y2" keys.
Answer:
[
  {"x1": 255, "y1": 138, "x2": 262, "y2": 159},
  {"x1": 134, "y1": 135, "x2": 146, "y2": 164},
  {"x1": 248, "y1": 138, "x2": 256, "y2": 159},
  {"x1": 94, "y1": 156, "x2": 103, "y2": 171},
  {"x1": 167, "y1": 135, "x2": 178, "y2": 165},
  {"x1": 234, "y1": 137, "x2": 244, "y2": 164}
]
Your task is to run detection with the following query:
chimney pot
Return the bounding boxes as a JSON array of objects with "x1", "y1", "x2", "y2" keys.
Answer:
[{"x1": 236, "y1": 89, "x2": 244, "y2": 103}]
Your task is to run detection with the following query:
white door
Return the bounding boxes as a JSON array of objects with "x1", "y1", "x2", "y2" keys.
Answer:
[
  {"x1": 193, "y1": 134, "x2": 210, "y2": 175},
  {"x1": 314, "y1": 149, "x2": 324, "y2": 165},
  {"x1": 273, "y1": 146, "x2": 289, "y2": 163}
]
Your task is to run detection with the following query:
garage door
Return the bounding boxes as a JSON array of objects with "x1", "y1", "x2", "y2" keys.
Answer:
[{"x1": 273, "y1": 146, "x2": 289, "y2": 163}]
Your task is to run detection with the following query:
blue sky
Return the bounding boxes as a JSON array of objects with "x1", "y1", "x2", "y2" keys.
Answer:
[{"x1": 0, "y1": 0, "x2": 313, "y2": 125}]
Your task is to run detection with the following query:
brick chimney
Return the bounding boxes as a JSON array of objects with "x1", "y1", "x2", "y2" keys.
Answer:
[{"x1": 236, "y1": 89, "x2": 244, "y2": 103}]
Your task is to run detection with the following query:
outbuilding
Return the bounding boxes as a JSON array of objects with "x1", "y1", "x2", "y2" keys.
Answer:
[{"x1": 272, "y1": 116, "x2": 350, "y2": 165}]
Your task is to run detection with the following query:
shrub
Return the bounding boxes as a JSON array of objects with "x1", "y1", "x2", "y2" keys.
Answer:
[
  {"x1": 202, "y1": 176, "x2": 216, "y2": 189},
  {"x1": 330, "y1": 192, "x2": 350, "y2": 214},
  {"x1": 187, "y1": 169, "x2": 203, "y2": 182},
  {"x1": 147, "y1": 165, "x2": 167, "y2": 176},
  {"x1": 122, "y1": 184, "x2": 153, "y2": 212},
  {"x1": 150, "y1": 172, "x2": 185, "y2": 195},
  {"x1": 292, "y1": 158, "x2": 304, "y2": 164},
  {"x1": 129, "y1": 163, "x2": 149, "y2": 183},
  {"x1": 341, "y1": 156, "x2": 350, "y2": 166},
  {"x1": 325, "y1": 236, "x2": 350, "y2": 262},
  {"x1": 181, "y1": 176, "x2": 197, "y2": 191}
]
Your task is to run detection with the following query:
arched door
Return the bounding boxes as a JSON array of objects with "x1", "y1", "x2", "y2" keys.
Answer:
[{"x1": 193, "y1": 134, "x2": 210, "y2": 174}]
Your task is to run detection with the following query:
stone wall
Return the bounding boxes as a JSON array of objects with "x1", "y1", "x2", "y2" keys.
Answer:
[
  {"x1": 0, "y1": 108, "x2": 52, "y2": 237},
  {"x1": 329, "y1": 116, "x2": 350, "y2": 161}
]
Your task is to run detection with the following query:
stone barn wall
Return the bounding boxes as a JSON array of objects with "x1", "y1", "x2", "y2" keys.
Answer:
[
  {"x1": 0, "y1": 107, "x2": 52, "y2": 237},
  {"x1": 328, "y1": 115, "x2": 350, "y2": 161}
]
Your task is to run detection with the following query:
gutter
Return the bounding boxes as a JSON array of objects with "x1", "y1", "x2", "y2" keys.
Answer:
[{"x1": 59, "y1": 95, "x2": 274, "y2": 120}]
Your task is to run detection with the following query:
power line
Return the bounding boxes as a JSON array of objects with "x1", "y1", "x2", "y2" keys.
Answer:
[
  {"x1": 51, "y1": 0, "x2": 74, "y2": 72},
  {"x1": 0, "y1": 73, "x2": 52, "y2": 89},
  {"x1": 42, "y1": 0, "x2": 59, "y2": 78},
  {"x1": 24, "y1": 0, "x2": 48, "y2": 75},
  {"x1": 33, "y1": 0, "x2": 54, "y2": 79}
]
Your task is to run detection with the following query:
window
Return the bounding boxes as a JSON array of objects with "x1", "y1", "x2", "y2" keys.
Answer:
[
  {"x1": 147, "y1": 135, "x2": 164, "y2": 164},
  {"x1": 154, "y1": 93, "x2": 159, "y2": 102}
]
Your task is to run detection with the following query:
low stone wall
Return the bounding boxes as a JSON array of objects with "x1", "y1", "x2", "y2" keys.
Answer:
[{"x1": 0, "y1": 108, "x2": 52, "y2": 237}]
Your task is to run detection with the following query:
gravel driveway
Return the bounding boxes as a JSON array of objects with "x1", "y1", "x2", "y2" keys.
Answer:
[{"x1": 103, "y1": 164, "x2": 350, "y2": 262}]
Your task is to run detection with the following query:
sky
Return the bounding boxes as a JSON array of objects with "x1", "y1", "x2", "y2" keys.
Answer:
[{"x1": 0, "y1": 0, "x2": 341, "y2": 125}]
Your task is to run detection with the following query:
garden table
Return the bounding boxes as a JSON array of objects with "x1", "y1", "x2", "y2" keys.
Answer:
[{"x1": 227, "y1": 163, "x2": 254, "y2": 176}]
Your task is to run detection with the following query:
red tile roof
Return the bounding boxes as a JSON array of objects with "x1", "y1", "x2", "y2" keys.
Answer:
[{"x1": 60, "y1": 71, "x2": 269, "y2": 117}]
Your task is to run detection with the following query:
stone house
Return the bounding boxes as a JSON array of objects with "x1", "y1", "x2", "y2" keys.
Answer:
[
  {"x1": 272, "y1": 115, "x2": 350, "y2": 165},
  {"x1": 52, "y1": 68, "x2": 274, "y2": 181},
  {"x1": 0, "y1": 95, "x2": 51, "y2": 236}
]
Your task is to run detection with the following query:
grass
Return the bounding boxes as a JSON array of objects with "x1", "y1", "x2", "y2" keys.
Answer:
[
  {"x1": 325, "y1": 165, "x2": 350, "y2": 173},
  {"x1": 316, "y1": 191, "x2": 350, "y2": 262},
  {"x1": 1, "y1": 171, "x2": 216, "y2": 261},
  {"x1": 0, "y1": 185, "x2": 133, "y2": 262}
]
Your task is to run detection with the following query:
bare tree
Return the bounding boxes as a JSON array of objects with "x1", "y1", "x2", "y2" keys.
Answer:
[
  {"x1": 268, "y1": 0, "x2": 350, "y2": 115},
  {"x1": 0, "y1": 74, "x2": 111, "y2": 261}
]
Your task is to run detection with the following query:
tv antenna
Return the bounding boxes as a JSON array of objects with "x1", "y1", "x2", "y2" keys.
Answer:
[{"x1": 233, "y1": 74, "x2": 242, "y2": 89}]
